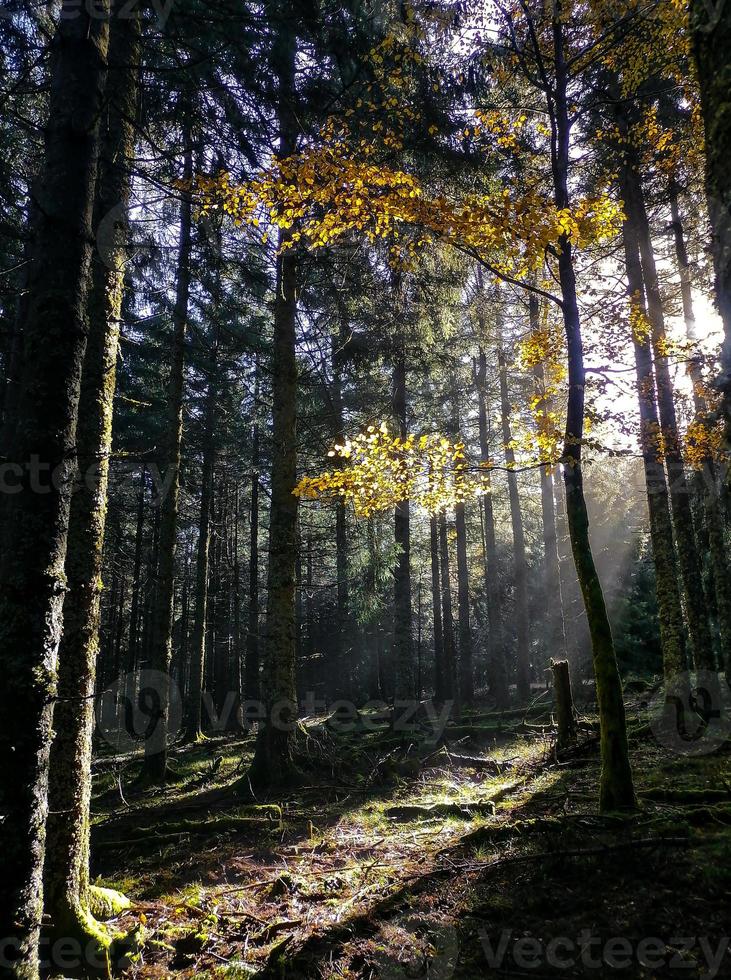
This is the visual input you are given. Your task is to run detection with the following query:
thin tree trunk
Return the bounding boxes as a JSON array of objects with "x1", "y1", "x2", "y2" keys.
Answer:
[
  {"x1": 0, "y1": 4, "x2": 110, "y2": 973},
  {"x1": 245, "y1": 357, "x2": 260, "y2": 701},
  {"x1": 690, "y1": 0, "x2": 731, "y2": 437},
  {"x1": 186, "y1": 358, "x2": 217, "y2": 739},
  {"x1": 530, "y1": 296, "x2": 568, "y2": 662},
  {"x1": 473, "y1": 347, "x2": 508, "y2": 706},
  {"x1": 430, "y1": 513, "x2": 445, "y2": 701},
  {"x1": 331, "y1": 332, "x2": 350, "y2": 696},
  {"x1": 670, "y1": 180, "x2": 731, "y2": 682},
  {"x1": 143, "y1": 122, "x2": 192, "y2": 782},
  {"x1": 622, "y1": 209, "x2": 688, "y2": 692},
  {"x1": 438, "y1": 509, "x2": 457, "y2": 704},
  {"x1": 623, "y1": 159, "x2": 715, "y2": 675},
  {"x1": 497, "y1": 319, "x2": 531, "y2": 700},
  {"x1": 248, "y1": 19, "x2": 299, "y2": 786},
  {"x1": 392, "y1": 344, "x2": 414, "y2": 699},
  {"x1": 553, "y1": 12, "x2": 635, "y2": 811},
  {"x1": 127, "y1": 465, "x2": 146, "y2": 680},
  {"x1": 451, "y1": 392, "x2": 473, "y2": 704}
]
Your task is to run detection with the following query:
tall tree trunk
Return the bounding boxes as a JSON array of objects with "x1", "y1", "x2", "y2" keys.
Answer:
[
  {"x1": 143, "y1": 122, "x2": 192, "y2": 782},
  {"x1": 622, "y1": 208, "x2": 688, "y2": 693},
  {"x1": 128, "y1": 466, "x2": 146, "y2": 676},
  {"x1": 392, "y1": 345, "x2": 414, "y2": 699},
  {"x1": 496, "y1": 319, "x2": 531, "y2": 700},
  {"x1": 670, "y1": 180, "x2": 731, "y2": 682},
  {"x1": 623, "y1": 159, "x2": 715, "y2": 675},
  {"x1": 552, "y1": 11, "x2": 635, "y2": 811},
  {"x1": 248, "y1": 19, "x2": 299, "y2": 786},
  {"x1": 331, "y1": 332, "x2": 350, "y2": 696},
  {"x1": 451, "y1": 393, "x2": 473, "y2": 705},
  {"x1": 530, "y1": 297, "x2": 568, "y2": 662},
  {"x1": 553, "y1": 465, "x2": 589, "y2": 677},
  {"x1": 473, "y1": 348, "x2": 508, "y2": 706},
  {"x1": 244, "y1": 357, "x2": 260, "y2": 702},
  {"x1": 690, "y1": 0, "x2": 731, "y2": 438},
  {"x1": 43, "y1": 7, "x2": 138, "y2": 951},
  {"x1": 0, "y1": 4, "x2": 109, "y2": 974},
  {"x1": 430, "y1": 513, "x2": 446, "y2": 701},
  {"x1": 438, "y1": 509, "x2": 457, "y2": 704},
  {"x1": 186, "y1": 352, "x2": 217, "y2": 739},
  {"x1": 232, "y1": 487, "x2": 242, "y2": 726}
]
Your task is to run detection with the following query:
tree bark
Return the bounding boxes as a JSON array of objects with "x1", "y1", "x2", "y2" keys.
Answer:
[
  {"x1": 669, "y1": 180, "x2": 731, "y2": 682},
  {"x1": 623, "y1": 159, "x2": 715, "y2": 675},
  {"x1": 248, "y1": 18, "x2": 300, "y2": 786},
  {"x1": 497, "y1": 318, "x2": 531, "y2": 700},
  {"x1": 143, "y1": 122, "x2": 192, "y2": 782},
  {"x1": 244, "y1": 358, "x2": 261, "y2": 702},
  {"x1": 430, "y1": 513, "x2": 446, "y2": 701},
  {"x1": 551, "y1": 659, "x2": 577, "y2": 751},
  {"x1": 331, "y1": 332, "x2": 350, "y2": 696},
  {"x1": 438, "y1": 509, "x2": 457, "y2": 704},
  {"x1": 44, "y1": 4, "x2": 139, "y2": 946},
  {"x1": 0, "y1": 4, "x2": 109, "y2": 974},
  {"x1": 186, "y1": 351, "x2": 217, "y2": 739},
  {"x1": 530, "y1": 296, "x2": 568, "y2": 663},
  {"x1": 392, "y1": 344, "x2": 414, "y2": 699},
  {"x1": 473, "y1": 347, "x2": 508, "y2": 706},
  {"x1": 622, "y1": 208, "x2": 688, "y2": 693},
  {"x1": 451, "y1": 393, "x2": 473, "y2": 705},
  {"x1": 690, "y1": 0, "x2": 731, "y2": 436},
  {"x1": 552, "y1": 8, "x2": 635, "y2": 811}
]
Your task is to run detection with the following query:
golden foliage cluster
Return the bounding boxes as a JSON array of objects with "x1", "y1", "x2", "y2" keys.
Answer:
[{"x1": 293, "y1": 423, "x2": 474, "y2": 516}]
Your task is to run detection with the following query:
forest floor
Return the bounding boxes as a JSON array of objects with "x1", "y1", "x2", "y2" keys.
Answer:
[{"x1": 85, "y1": 690, "x2": 731, "y2": 980}]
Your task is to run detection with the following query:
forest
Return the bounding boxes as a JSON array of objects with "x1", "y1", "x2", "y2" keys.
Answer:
[{"x1": 1, "y1": 0, "x2": 731, "y2": 977}]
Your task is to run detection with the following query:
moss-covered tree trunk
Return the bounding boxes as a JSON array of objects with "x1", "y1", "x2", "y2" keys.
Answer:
[
  {"x1": 622, "y1": 210, "x2": 688, "y2": 694},
  {"x1": 248, "y1": 18, "x2": 299, "y2": 786},
  {"x1": 474, "y1": 347, "x2": 508, "y2": 706},
  {"x1": 623, "y1": 161, "x2": 714, "y2": 676},
  {"x1": 127, "y1": 465, "x2": 146, "y2": 685},
  {"x1": 0, "y1": 4, "x2": 109, "y2": 974},
  {"x1": 143, "y1": 128, "x2": 192, "y2": 782},
  {"x1": 552, "y1": 9, "x2": 635, "y2": 812},
  {"x1": 690, "y1": 0, "x2": 731, "y2": 437},
  {"x1": 497, "y1": 325, "x2": 531, "y2": 700},
  {"x1": 670, "y1": 180, "x2": 731, "y2": 683},
  {"x1": 392, "y1": 345, "x2": 414, "y2": 699},
  {"x1": 43, "y1": 2, "x2": 138, "y2": 957}
]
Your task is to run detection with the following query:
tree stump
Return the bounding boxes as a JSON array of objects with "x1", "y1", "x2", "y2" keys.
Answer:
[{"x1": 551, "y1": 659, "x2": 577, "y2": 750}]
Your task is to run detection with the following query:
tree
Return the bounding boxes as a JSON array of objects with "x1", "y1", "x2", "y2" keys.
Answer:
[
  {"x1": 44, "y1": 0, "x2": 139, "y2": 954},
  {"x1": 248, "y1": 12, "x2": 301, "y2": 787},
  {"x1": 690, "y1": 0, "x2": 731, "y2": 438},
  {"x1": 0, "y1": 3, "x2": 110, "y2": 973}
]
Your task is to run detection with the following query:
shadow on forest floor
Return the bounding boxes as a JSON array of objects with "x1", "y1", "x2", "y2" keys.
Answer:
[{"x1": 76, "y1": 693, "x2": 731, "y2": 980}]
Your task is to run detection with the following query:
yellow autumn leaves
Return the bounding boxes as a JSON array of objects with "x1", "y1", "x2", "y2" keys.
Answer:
[
  {"x1": 193, "y1": 150, "x2": 623, "y2": 275},
  {"x1": 293, "y1": 423, "x2": 476, "y2": 517}
]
